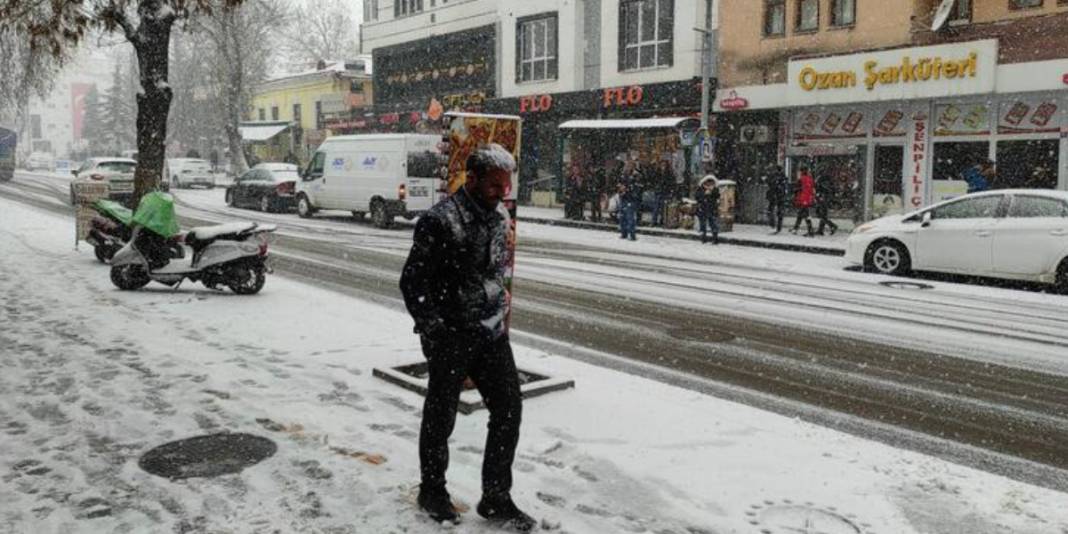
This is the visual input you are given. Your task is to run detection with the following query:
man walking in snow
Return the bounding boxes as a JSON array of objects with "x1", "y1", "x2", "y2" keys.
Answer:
[{"x1": 400, "y1": 144, "x2": 536, "y2": 531}]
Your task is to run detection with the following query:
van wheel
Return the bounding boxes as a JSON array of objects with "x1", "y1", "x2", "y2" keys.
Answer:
[
  {"x1": 371, "y1": 200, "x2": 393, "y2": 229},
  {"x1": 297, "y1": 194, "x2": 315, "y2": 219},
  {"x1": 864, "y1": 240, "x2": 911, "y2": 276}
]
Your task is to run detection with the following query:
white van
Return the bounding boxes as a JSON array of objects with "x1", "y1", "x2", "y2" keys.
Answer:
[{"x1": 295, "y1": 134, "x2": 445, "y2": 228}]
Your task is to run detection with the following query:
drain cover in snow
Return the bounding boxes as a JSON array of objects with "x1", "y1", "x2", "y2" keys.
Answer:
[
  {"x1": 879, "y1": 281, "x2": 934, "y2": 290},
  {"x1": 139, "y1": 433, "x2": 277, "y2": 480},
  {"x1": 668, "y1": 327, "x2": 736, "y2": 343},
  {"x1": 745, "y1": 501, "x2": 873, "y2": 534},
  {"x1": 373, "y1": 362, "x2": 574, "y2": 414}
]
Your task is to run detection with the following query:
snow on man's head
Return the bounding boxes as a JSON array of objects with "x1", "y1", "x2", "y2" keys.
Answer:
[{"x1": 466, "y1": 143, "x2": 516, "y2": 180}]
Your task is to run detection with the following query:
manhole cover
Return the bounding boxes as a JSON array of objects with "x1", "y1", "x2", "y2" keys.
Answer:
[
  {"x1": 745, "y1": 501, "x2": 872, "y2": 534},
  {"x1": 139, "y1": 433, "x2": 277, "y2": 480},
  {"x1": 879, "y1": 281, "x2": 934, "y2": 290},
  {"x1": 668, "y1": 327, "x2": 736, "y2": 344}
]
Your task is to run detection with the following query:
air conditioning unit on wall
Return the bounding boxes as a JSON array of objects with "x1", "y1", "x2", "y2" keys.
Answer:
[{"x1": 740, "y1": 125, "x2": 771, "y2": 144}]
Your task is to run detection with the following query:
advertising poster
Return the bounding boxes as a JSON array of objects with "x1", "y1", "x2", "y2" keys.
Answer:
[
  {"x1": 72, "y1": 182, "x2": 110, "y2": 246},
  {"x1": 442, "y1": 112, "x2": 522, "y2": 330},
  {"x1": 997, "y1": 99, "x2": 1061, "y2": 134},
  {"x1": 792, "y1": 108, "x2": 869, "y2": 141},
  {"x1": 933, "y1": 103, "x2": 990, "y2": 136}
]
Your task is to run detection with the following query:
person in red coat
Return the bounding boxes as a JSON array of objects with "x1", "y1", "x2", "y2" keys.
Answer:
[{"x1": 791, "y1": 166, "x2": 816, "y2": 237}]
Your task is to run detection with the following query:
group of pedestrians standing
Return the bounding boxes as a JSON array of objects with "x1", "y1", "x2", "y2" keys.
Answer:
[{"x1": 765, "y1": 164, "x2": 837, "y2": 237}]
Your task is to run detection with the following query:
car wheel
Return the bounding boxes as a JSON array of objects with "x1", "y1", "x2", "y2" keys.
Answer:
[
  {"x1": 110, "y1": 264, "x2": 150, "y2": 290},
  {"x1": 1056, "y1": 259, "x2": 1068, "y2": 295},
  {"x1": 225, "y1": 189, "x2": 235, "y2": 207},
  {"x1": 351, "y1": 211, "x2": 365, "y2": 220},
  {"x1": 297, "y1": 194, "x2": 315, "y2": 219},
  {"x1": 370, "y1": 200, "x2": 393, "y2": 229},
  {"x1": 260, "y1": 195, "x2": 272, "y2": 213},
  {"x1": 864, "y1": 240, "x2": 911, "y2": 276}
]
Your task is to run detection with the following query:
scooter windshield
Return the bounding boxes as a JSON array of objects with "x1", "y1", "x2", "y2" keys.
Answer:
[{"x1": 132, "y1": 192, "x2": 180, "y2": 238}]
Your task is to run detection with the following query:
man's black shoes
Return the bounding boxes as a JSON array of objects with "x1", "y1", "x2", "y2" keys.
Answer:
[
  {"x1": 477, "y1": 495, "x2": 537, "y2": 532},
  {"x1": 418, "y1": 487, "x2": 461, "y2": 524}
]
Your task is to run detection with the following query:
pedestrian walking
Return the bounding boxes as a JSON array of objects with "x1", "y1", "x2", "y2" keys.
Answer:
[
  {"x1": 814, "y1": 174, "x2": 838, "y2": 236},
  {"x1": 695, "y1": 175, "x2": 721, "y2": 244},
  {"x1": 399, "y1": 144, "x2": 536, "y2": 532},
  {"x1": 765, "y1": 164, "x2": 788, "y2": 234},
  {"x1": 791, "y1": 165, "x2": 816, "y2": 237},
  {"x1": 587, "y1": 164, "x2": 606, "y2": 223},
  {"x1": 618, "y1": 162, "x2": 642, "y2": 240}
]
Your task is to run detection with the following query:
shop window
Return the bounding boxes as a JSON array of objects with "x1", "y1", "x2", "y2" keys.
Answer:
[
  {"x1": 619, "y1": 0, "x2": 674, "y2": 72},
  {"x1": 932, "y1": 142, "x2": 988, "y2": 181},
  {"x1": 831, "y1": 0, "x2": 855, "y2": 26},
  {"x1": 931, "y1": 196, "x2": 1002, "y2": 219},
  {"x1": 1008, "y1": 196, "x2": 1068, "y2": 218},
  {"x1": 394, "y1": 0, "x2": 423, "y2": 18},
  {"x1": 764, "y1": 0, "x2": 785, "y2": 36},
  {"x1": 517, "y1": 13, "x2": 558, "y2": 83},
  {"x1": 1009, "y1": 0, "x2": 1042, "y2": 8},
  {"x1": 995, "y1": 139, "x2": 1059, "y2": 189},
  {"x1": 796, "y1": 0, "x2": 819, "y2": 32}
]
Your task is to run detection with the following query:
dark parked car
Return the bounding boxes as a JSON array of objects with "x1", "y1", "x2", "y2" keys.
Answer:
[{"x1": 225, "y1": 163, "x2": 298, "y2": 213}]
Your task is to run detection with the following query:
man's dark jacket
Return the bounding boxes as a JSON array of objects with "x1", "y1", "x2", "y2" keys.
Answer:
[{"x1": 400, "y1": 188, "x2": 510, "y2": 342}]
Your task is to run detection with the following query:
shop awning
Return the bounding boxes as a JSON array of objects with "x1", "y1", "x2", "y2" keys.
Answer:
[
  {"x1": 239, "y1": 122, "x2": 290, "y2": 142},
  {"x1": 558, "y1": 117, "x2": 700, "y2": 130}
]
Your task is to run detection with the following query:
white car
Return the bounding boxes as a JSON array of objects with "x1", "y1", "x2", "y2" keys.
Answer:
[
  {"x1": 165, "y1": 158, "x2": 215, "y2": 189},
  {"x1": 70, "y1": 157, "x2": 138, "y2": 204},
  {"x1": 846, "y1": 190, "x2": 1068, "y2": 292},
  {"x1": 25, "y1": 151, "x2": 55, "y2": 172}
]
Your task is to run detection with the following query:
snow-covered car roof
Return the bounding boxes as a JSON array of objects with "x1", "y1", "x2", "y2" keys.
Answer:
[
  {"x1": 87, "y1": 157, "x2": 137, "y2": 165},
  {"x1": 253, "y1": 163, "x2": 298, "y2": 172}
]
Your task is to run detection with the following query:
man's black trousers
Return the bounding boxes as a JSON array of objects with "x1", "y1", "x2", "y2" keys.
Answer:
[{"x1": 419, "y1": 333, "x2": 522, "y2": 497}]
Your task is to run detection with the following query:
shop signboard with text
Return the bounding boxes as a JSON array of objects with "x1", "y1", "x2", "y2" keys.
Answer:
[{"x1": 787, "y1": 40, "x2": 998, "y2": 107}]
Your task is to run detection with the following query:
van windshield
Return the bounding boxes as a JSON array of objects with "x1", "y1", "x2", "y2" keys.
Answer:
[{"x1": 407, "y1": 151, "x2": 444, "y2": 179}]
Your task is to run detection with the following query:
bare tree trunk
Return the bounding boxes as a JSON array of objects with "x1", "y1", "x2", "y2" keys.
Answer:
[{"x1": 129, "y1": 0, "x2": 175, "y2": 208}]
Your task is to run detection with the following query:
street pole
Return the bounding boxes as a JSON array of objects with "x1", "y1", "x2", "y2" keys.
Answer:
[{"x1": 695, "y1": 0, "x2": 714, "y2": 185}]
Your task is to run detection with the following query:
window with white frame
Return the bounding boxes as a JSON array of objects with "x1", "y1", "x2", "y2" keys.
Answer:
[
  {"x1": 516, "y1": 13, "x2": 558, "y2": 83},
  {"x1": 394, "y1": 0, "x2": 423, "y2": 18},
  {"x1": 619, "y1": 0, "x2": 674, "y2": 72},
  {"x1": 364, "y1": 0, "x2": 378, "y2": 21}
]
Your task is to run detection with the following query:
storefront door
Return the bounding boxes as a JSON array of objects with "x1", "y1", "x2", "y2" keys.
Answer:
[{"x1": 870, "y1": 144, "x2": 904, "y2": 219}]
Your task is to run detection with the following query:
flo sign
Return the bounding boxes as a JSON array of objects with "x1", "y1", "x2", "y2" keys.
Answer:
[{"x1": 787, "y1": 40, "x2": 997, "y2": 107}]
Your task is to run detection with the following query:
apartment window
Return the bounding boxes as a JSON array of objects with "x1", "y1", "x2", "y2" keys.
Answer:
[
  {"x1": 315, "y1": 101, "x2": 322, "y2": 130},
  {"x1": 796, "y1": 0, "x2": 819, "y2": 31},
  {"x1": 517, "y1": 13, "x2": 559, "y2": 83},
  {"x1": 951, "y1": 0, "x2": 972, "y2": 22},
  {"x1": 1009, "y1": 0, "x2": 1042, "y2": 8},
  {"x1": 271, "y1": 106, "x2": 279, "y2": 120},
  {"x1": 831, "y1": 0, "x2": 855, "y2": 26},
  {"x1": 619, "y1": 0, "x2": 674, "y2": 71},
  {"x1": 293, "y1": 103, "x2": 302, "y2": 125},
  {"x1": 363, "y1": 0, "x2": 378, "y2": 21},
  {"x1": 394, "y1": 0, "x2": 423, "y2": 18},
  {"x1": 765, "y1": 0, "x2": 786, "y2": 36},
  {"x1": 258, "y1": 108, "x2": 265, "y2": 121}
]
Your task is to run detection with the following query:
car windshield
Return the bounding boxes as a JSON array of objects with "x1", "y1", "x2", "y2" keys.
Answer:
[{"x1": 97, "y1": 161, "x2": 136, "y2": 173}]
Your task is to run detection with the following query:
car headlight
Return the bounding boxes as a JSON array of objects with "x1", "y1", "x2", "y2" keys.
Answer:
[{"x1": 852, "y1": 224, "x2": 875, "y2": 235}]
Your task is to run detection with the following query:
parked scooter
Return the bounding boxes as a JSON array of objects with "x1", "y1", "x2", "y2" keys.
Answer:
[
  {"x1": 109, "y1": 192, "x2": 276, "y2": 294},
  {"x1": 88, "y1": 198, "x2": 183, "y2": 264}
]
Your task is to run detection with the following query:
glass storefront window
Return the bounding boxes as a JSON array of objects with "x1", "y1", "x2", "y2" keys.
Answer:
[
  {"x1": 932, "y1": 141, "x2": 988, "y2": 201},
  {"x1": 872, "y1": 145, "x2": 904, "y2": 218},
  {"x1": 790, "y1": 148, "x2": 866, "y2": 222},
  {"x1": 995, "y1": 139, "x2": 1059, "y2": 190}
]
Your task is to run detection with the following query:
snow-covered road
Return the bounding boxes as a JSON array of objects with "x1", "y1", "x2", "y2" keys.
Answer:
[
  {"x1": 3, "y1": 195, "x2": 1068, "y2": 534},
  {"x1": 4, "y1": 171, "x2": 1068, "y2": 486}
]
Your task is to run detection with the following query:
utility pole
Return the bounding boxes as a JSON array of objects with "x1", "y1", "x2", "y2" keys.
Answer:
[{"x1": 694, "y1": 0, "x2": 715, "y2": 179}]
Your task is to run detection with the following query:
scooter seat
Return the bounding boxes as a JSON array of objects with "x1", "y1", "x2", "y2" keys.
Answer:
[{"x1": 186, "y1": 222, "x2": 258, "y2": 242}]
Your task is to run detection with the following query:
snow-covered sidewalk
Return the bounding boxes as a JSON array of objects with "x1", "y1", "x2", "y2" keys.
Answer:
[
  {"x1": 518, "y1": 205, "x2": 848, "y2": 254},
  {"x1": 2, "y1": 197, "x2": 1066, "y2": 533}
]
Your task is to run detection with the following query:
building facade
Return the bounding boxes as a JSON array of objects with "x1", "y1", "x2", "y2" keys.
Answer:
[
  {"x1": 24, "y1": 49, "x2": 114, "y2": 162},
  {"x1": 362, "y1": 0, "x2": 719, "y2": 201},
  {"x1": 247, "y1": 60, "x2": 372, "y2": 163},
  {"x1": 715, "y1": 0, "x2": 1068, "y2": 225}
]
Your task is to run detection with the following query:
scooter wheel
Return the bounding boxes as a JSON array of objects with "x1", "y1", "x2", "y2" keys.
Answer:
[
  {"x1": 111, "y1": 264, "x2": 150, "y2": 290},
  {"x1": 227, "y1": 262, "x2": 266, "y2": 295},
  {"x1": 94, "y1": 246, "x2": 110, "y2": 263}
]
